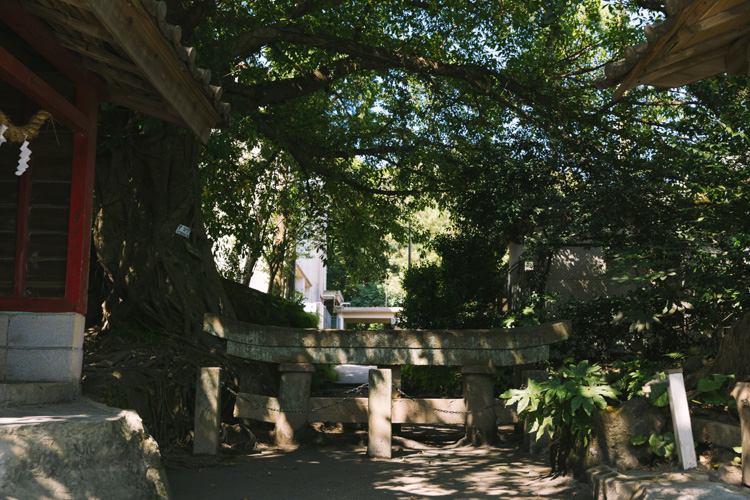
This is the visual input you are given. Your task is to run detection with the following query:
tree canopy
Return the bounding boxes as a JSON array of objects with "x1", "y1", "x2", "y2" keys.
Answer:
[
  {"x1": 81, "y1": 3, "x2": 750, "y2": 450},
  {"x1": 91, "y1": 1, "x2": 748, "y2": 352},
  {"x1": 190, "y1": 0, "x2": 641, "y2": 283}
]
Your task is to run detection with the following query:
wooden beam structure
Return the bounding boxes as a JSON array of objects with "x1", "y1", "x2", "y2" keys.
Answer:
[
  {"x1": 65, "y1": 85, "x2": 98, "y2": 314},
  {"x1": 2, "y1": 0, "x2": 229, "y2": 145},
  {"x1": 0, "y1": 46, "x2": 89, "y2": 133},
  {"x1": 598, "y1": 0, "x2": 750, "y2": 98},
  {"x1": 82, "y1": 1, "x2": 220, "y2": 143},
  {"x1": 0, "y1": 0, "x2": 102, "y2": 89}
]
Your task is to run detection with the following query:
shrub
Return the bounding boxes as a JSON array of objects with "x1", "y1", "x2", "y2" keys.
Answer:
[
  {"x1": 552, "y1": 294, "x2": 711, "y2": 362},
  {"x1": 502, "y1": 360, "x2": 619, "y2": 473}
]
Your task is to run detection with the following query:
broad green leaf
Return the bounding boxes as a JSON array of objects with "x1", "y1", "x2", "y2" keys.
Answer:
[{"x1": 631, "y1": 433, "x2": 648, "y2": 446}]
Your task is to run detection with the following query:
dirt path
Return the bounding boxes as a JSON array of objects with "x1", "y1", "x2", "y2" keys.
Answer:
[{"x1": 166, "y1": 428, "x2": 592, "y2": 499}]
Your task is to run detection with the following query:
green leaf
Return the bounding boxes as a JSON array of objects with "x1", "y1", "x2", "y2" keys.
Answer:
[
  {"x1": 647, "y1": 383, "x2": 670, "y2": 407},
  {"x1": 649, "y1": 432, "x2": 676, "y2": 457},
  {"x1": 581, "y1": 397, "x2": 594, "y2": 415},
  {"x1": 631, "y1": 433, "x2": 648, "y2": 446},
  {"x1": 697, "y1": 376, "x2": 722, "y2": 393},
  {"x1": 570, "y1": 394, "x2": 583, "y2": 413}
]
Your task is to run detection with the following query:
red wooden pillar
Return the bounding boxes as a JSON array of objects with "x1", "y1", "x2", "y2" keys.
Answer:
[
  {"x1": 12, "y1": 158, "x2": 32, "y2": 297},
  {"x1": 65, "y1": 85, "x2": 98, "y2": 315}
]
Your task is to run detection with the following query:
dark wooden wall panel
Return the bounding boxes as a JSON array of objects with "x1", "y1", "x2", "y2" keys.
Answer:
[
  {"x1": 0, "y1": 81, "x2": 23, "y2": 296},
  {"x1": 25, "y1": 126, "x2": 73, "y2": 298},
  {"x1": 1, "y1": 79, "x2": 74, "y2": 298}
]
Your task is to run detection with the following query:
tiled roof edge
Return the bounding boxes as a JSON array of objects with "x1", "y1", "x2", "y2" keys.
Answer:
[{"x1": 141, "y1": 0, "x2": 231, "y2": 125}]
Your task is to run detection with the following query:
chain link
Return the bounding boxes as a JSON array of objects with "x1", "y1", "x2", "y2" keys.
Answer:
[
  {"x1": 223, "y1": 383, "x2": 369, "y2": 414},
  {"x1": 223, "y1": 382, "x2": 505, "y2": 416},
  {"x1": 394, "y1": 387, "x2": 505, "y2": 415}
]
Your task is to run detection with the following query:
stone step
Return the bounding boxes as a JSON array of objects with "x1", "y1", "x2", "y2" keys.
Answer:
[{"x1": 0, "y1": 398, "x2": 169, "y2": 499}]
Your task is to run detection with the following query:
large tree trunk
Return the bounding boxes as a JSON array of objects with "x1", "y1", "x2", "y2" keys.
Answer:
[
  {"x1": 710, "y1": 313, "x2": 750, "y2": 379},
  {"x1": 92, "y1": 113, "x2": 235, "y2": 337}
]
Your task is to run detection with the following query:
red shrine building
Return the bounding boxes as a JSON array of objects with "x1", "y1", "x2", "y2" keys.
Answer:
[{"x1": 0, "y1": 0, "x2": 227, "y2": 401}]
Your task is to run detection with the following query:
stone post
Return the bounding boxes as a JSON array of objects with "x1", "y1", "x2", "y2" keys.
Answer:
[
  {"x1": 522, "y1": 369, "x2": 550, "y2": 453},
  {"x1": 368, "y1": 368, "x2": 392, "y2": 458},
  {"x1": 666, "y1": 369, "x2": 697, "y2": 469},
  {"x1": 462, "y1": 365, "x2": 497, "y2": 445},
  {"x1": 274, "y1": 363, "x2": 315, "y2": 446},
  {"x1": 193, "y1": 367, "x2": 221, "y2": 455},
  {"x1": 380, "y1": 364, "x2": 401, "y2": 434},
  {"x1": 731, "y1": 381, "x2": 750, "y2": 486}
]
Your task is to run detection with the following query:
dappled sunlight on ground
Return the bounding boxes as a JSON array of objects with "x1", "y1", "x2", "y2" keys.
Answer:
[{"x1": 167, "y1": 430, "x2": 591, "y2": 499}]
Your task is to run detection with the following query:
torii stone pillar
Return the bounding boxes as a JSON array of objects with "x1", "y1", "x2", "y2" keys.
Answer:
[
  {"x1": 274, "y1": 363, "x2": 314, "y2": 446},
  {"x1": 462, "y1": 365, "x2": 497, "y2": 445}
]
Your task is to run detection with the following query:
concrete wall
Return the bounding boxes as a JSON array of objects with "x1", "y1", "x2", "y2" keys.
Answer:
[
  {"x1": 296, "y1": 247, "x2": 326, "y2": 301},
  {"x1": 250, "y1": 246, "x2": 327, "y2": 302},
  {"x1": 546, "y1": 246, "x2": 609, "y2": 303},
  {"x1": 0, "y1": 312, "x2": 84, "y2": 382},
  {"x1": 508, "y1": 244, "x2": 634, "y2": 306},
  {"x1": 303, "y1": 302, "x2": 331, "y2": 329}
]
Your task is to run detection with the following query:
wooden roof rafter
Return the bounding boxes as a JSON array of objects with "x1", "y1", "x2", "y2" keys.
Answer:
[
  {"x1": 1, "y1": 0, "x2": 230, "y2": 144},
  {"x1": 597, "y1": 0, "x2": 750, "y2": 99}
]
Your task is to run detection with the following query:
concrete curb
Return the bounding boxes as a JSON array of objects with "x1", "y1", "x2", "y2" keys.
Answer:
[{"x1": 586, "y1": 465, "x2": 750, "y2": 499}]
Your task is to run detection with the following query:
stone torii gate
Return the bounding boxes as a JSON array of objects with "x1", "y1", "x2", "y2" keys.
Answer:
[{"x1": 203, "y1": 313, "x2": 571, "y2": 449}]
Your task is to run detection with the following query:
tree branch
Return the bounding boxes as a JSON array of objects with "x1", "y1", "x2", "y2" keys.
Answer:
[
  {"x1": 229, "y1": 25, "x2": 535, "y2": 105},
  {"x1": 224, "y1": 57, "x2": 374, "y2": 105}
]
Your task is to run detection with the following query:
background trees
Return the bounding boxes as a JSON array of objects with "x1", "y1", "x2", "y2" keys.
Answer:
[{"x1": 88, "y1": 0, "x2": 748, "y2": 377}]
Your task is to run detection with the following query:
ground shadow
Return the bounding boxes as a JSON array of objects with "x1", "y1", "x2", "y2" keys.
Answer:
[{"x1": 167, "y1": 426, "x2": 591, "y2": 499}]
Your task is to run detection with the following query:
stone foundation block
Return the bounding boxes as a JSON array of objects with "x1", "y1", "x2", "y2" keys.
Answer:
[
  {"x1": 193, "y1": 367, "x2": 221, "y2": 455},
  {"x1": 0, "y1": 313, "x2": 85, "y2": 384},
  {"x1": 5, "y1": 312, "x2": 84, "y2": 348},
  {"x1": 0, "y1": 315, "x2": 8, "y2": 345},
  {"x1": 274, "y1": 363, "x2": 314, "y2": 446},
  {"x1": 0, "y1": 382, "x2": 80, "y2": 408},
  {"x1": 368, "y1": 368, "x2": 392, "y2": 459},
  {"x1": 4, "y1": 348, "x2": 83, "y2": 381}
]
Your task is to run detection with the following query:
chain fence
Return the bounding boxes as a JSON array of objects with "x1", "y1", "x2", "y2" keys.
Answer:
[
  {"x1": 223, "y1": 382, "x2": 368, "y2": 414},
  {"x1": 223, "y1": 382, "x2": 507, "y2": 416},
  {"x1": 393, "y1": 387, "x2": 506, "y2": 415}
]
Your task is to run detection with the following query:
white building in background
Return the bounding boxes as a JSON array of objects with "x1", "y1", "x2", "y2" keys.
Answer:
[
  {"x1": 249, "y1": 246, "x2": 345, "y2": 329},
  {"x1": 249, "y1": 245, "x2": 403, "y2": 329},
  {"x1": 333, "y1": 306, "x2": 402, "y2": 329}
]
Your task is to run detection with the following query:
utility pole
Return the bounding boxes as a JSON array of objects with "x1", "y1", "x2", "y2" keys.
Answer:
[{"x1": 408, "y1": 220, "x2": 412, "y2": 268}]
